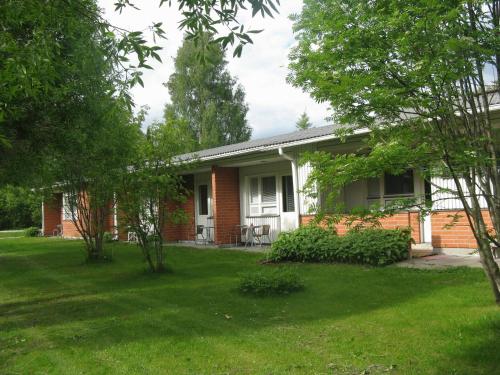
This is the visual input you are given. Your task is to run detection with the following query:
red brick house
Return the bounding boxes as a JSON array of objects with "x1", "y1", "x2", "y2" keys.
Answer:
[{"x1": 42, "y1": 120, "x2": 498, "y2": 253}]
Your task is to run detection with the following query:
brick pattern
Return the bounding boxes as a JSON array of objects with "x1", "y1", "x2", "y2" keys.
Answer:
[
  {"x1": 43, "y1": 193, "x2": 62, "y2": 236},
  {"x1": 300, "y1": 211, "x2": 422, "y2": 243},
  {"x1": 212, "y1": 166, "x2": 240, "y2": 245},
  {"x1": 43, "y1": 193, "x2": 115, "y2": 239},
  {"x1": 431, "y1": 210, "x2": 493, "y2": 249},
  {"x1": 163, "y1": 175, "x2": 195, "y2": 242}
]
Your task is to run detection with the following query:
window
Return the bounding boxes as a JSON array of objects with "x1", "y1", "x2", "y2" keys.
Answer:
[
  {"x1": 384, "y1": 170, "x2": 414, "y2": 195},
  {"x1": 248, "y1": 176, "x2": 277, "y2": 215},
  {"x1": 282, "y1": 175, "x2": 295, "y2": 212},
  {"x1": 198, "y1": 185, "x2": 208, "y2": 215},
  {"x1": 367, "y1": 177, "x2": 380, "y2": 198},
  {"x1": 62, "y1": 193, "x2": 78, "y2": 221}
]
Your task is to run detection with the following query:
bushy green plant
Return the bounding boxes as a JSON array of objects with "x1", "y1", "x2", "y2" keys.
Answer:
[
  {"x1": 103, "y1": 232, "x2": 114, "y2": 243},
  {"x1": 238, "y1": 268, "x2": 304, "y2": 296},
  {"x1": 268, "y1": 226, "x2": 410, "y2": 266},
  {"x1": 24, "y1": 227, "x2": 40, "y2": 237}
]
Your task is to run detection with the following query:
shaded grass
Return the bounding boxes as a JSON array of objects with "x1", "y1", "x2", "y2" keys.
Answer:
[{"x1": 0, "y1": 238, "x2": 498, "y2": 374}]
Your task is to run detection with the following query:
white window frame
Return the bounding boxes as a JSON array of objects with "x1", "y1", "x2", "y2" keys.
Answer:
[
  {"x1": 62, "y1": 193, "x2": 78, "y2": 221},
  {"x1": 247, "y1": 175, "x2": 278, "y2": 216}
]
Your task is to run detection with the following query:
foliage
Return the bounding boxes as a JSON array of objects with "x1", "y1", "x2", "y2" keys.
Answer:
[
  {"x1": 165, "y1": 34, "x2": 251, "y2": 150},
  {"x1": 0, "y1": 0, "x2": 157, "y2": 186},
  {"x1": 23, "y1": 227, "x2": 40, "y2": 237},
  {"x1": 289, "y1": 0, "x2": 500, "y2": 302},
  {"x1": 117, "y1": 121, "x2": 191, "y2": 273},
  {"x1": 0, "y1": 186, "x2": 41, "y2": 230},
  {"x1": 268, "y1": 226, "x2": 411, "y2": 266},
  {"x1": 50, "y1": 101, "x2": 138, "y2": 262},
  {"x1": 238, "y1": 267, "x2": 304, "y2": 296},
  {"x1": 103, "y1": 232, "x2": 114, "y2": 243},
  {"x1": 296, "y1": 111, "x2": 312, "y2": 131}
]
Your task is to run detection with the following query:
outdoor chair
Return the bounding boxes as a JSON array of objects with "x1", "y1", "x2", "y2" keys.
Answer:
[
  {"x1": 52, "y1": 224, "x2": 62, "y2": 237},
  {"x1": 194, "y1": 225, "x2": 207, "y2": 245},
  {"x1": 127, "y1": 231, "x2": 137, "y2": 243},
  {"x1": 252, "y1": 224, "x2": 271, "y2": 247}
]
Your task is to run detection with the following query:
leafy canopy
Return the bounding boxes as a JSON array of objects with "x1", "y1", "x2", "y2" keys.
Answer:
[{"x1": 165, "y1": 34, "x2": 251, "y2": 150}]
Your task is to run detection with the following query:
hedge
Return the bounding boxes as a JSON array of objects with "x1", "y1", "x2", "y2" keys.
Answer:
[{"x1": 267, "y1": 225, "x2": 411, "y2": 266}]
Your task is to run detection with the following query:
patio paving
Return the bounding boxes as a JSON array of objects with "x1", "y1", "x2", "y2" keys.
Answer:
[{"x1": 396, "y1": 254, "x2": 500, "y2": 269}]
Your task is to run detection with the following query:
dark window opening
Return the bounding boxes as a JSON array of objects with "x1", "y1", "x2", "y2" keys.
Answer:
[
  {"x1": 384, "y1": 170, "x2": 414, "y2": 195},
  {"x1": 199, "y1": 185, "x2": 208, "y2": 215},
  {"x1": 282, "y1": 175, "x2": 295, "y2": 212}
]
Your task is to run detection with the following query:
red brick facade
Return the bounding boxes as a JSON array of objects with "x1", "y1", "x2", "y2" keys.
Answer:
[
  {"x1": 431, "y1": 210, "x2": 493, "y2": 249},
  {"x1": 211, "y1": 166, "x2": 240, "y2": 245},
  {"x1": 163, "y1": 175, "x2": 195, "y2": 242},
  {"x1": 43, "y1": 193, "x2": 62, "y2": 236},
  {"x1": 300, "y1": 211, "x2": 422, "y2": 244}
]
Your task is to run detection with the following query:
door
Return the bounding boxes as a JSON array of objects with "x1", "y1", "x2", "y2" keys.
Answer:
[
  {"x1": 195, "y1": 176, "x2": 213, "y2": 239},
  {"x1": 280, "y1": 175, "x2": 297, "y2": 232}
]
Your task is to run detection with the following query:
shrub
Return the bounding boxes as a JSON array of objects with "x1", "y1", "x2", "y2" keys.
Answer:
[
  {"x1": 267, "y1": 226, "x2": 411, "y2": 266},
  {"x1": 103, "y1": 231, "x2": 114, "y2": 243},
  {"x1": 24, "y1": 227, "x2": 40, "y2": 237},
  {"x1": 238, "y1": 268, "x2": 304, "y2": 296}
]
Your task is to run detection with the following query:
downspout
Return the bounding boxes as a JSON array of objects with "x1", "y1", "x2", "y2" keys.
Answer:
[
  {"x1": 278, "y1": 147, "x2": 301, "y2": 229},
  {"x1": 41, "y1": 201, "x2": 45, "y2": 236},
  {"x1": 113, "y1": 193, "x2": 118, "y2": 240}
]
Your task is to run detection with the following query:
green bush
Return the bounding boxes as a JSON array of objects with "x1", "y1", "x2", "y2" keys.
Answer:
[
  {"x1": 24, "y1": 227, "x2": 41, "y2": 237},
  {"x1": 103, "y1": 232, "x2": 114, "y2": 243},
  {"x1": 267, "y1": 226, "x2": 411, "y2": 266},
  {"x1": 238, "y1": 268, "x2": 304, "y2": 296}
]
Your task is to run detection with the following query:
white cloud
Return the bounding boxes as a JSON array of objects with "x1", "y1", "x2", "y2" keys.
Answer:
[{"x1": 99, "y1": 0, "x2": 330, "y2": 139}]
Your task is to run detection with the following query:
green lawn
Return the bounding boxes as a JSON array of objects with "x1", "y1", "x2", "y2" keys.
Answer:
[
  {"x1": 0, "y1": 238, "x2": 498, "y2": 374},
  {"x1": 0, "y1": 230, "x2": 24, "y2": 238}
]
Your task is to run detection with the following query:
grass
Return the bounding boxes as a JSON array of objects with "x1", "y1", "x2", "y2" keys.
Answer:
[
  {"x1": 0, "y1": 238, "x2": 498, "y2": 375},
  {"x1": 0, "y1": 230, "x2": 24, "y2": 238}
]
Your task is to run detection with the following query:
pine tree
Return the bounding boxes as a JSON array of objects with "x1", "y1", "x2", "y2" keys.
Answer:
[
  {"x1": 165, "y1": 35, "x2": 251, "y2": 150},
  {"x1": 296, "y1": 112, "x2": 312, "y2": 131}
]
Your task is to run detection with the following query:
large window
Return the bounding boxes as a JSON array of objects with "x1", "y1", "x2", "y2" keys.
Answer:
[
  {"x1": 249, "y1": 176, "x2": 277, "y2": 215},
  {"x1": 198, "y1": 184, "x2": 209, "y2": 215},
  {"x1": 62, "y1": 193, "x2": 78, "y2": 221},
  {"x1": 384, "y1": 170, "x2": 414, "y2": 196},
  {"x1": 282, "y1": 175, "x2": 295, "y2": 212}
]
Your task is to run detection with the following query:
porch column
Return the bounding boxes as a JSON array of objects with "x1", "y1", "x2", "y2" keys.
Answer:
[{"x1": 211, "y1": 166, "x2": 241, "y2": 245}]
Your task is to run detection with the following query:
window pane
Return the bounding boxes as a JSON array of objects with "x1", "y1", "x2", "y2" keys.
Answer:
[
  {"x1": 262, "y1": 176, "x2": 276, "y2": 203},
  {"x1": 367, "y1": 177, "x2": 380, "y2": 198},
  {"x1": 282, "y1": 175, "x2": 295, "y2": 212},
  {"x1": 199, "y1": 185, "x2": 208, "y2": 215},
  {"x1": 262, "y1": 206, "x2": 278, "y2": 214},
  {"x1": 250, "y1": 177, "x2": 259, "y2": 203},
  {"x1": 384, "y1": 170, "x2": 414, "y2": 195}
]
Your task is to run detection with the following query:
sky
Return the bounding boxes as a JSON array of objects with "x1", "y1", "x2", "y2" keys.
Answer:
[{"x1": 99, "y1": 0, "x2": 331, "y2": 140}]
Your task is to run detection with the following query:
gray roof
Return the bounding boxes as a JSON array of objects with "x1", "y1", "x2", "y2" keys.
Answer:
[{"x1": 176, "y1": 125, "x2": 338, "y2": 162}]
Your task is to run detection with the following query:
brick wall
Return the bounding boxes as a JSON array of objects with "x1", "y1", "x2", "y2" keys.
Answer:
[
  {"x1": 300, "y1": 211, "x2": 422, "y2": 243},
  {"x1": 43, "y1": 193, "x2": 62, "y2": 236},
  {"x1": 212, "y1": 166, "x2": 240, "y2": 245},
  {"x1": 431, "y1": 210, "x2": 493, "y2": 249},
  {"x1": 163, "y1": 175, "x2": 195, "y2": 242}
]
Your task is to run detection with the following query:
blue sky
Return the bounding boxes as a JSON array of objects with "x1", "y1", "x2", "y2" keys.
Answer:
[{"x1": 99, "y1": 0, "x2": 330, "y2": 139}]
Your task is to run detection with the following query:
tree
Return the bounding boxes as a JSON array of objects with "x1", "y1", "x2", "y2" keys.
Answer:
[
  {"x1": 0, "y1": 0, "x2": 278, "y2": 186},
  {"x1": 0, "y1": 186, "x2": 41, "y2": 230},
  {"x1": 289, "y1": 0, "x2": 500, "y2": 303},
  {"x1": 165, "y1": 34, "x2": 251, "y2": 149},
  {"x1": 296, "y1": 111, "x2": 312, "y2": 131},
  {"x1": 118, "y1": 121, "x2": 191, "y2": 273},
  {"x1": 50, "y1": 98, "x2": 138, "y2": 262}
]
